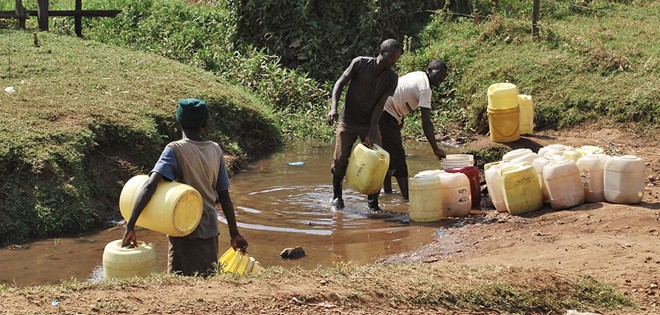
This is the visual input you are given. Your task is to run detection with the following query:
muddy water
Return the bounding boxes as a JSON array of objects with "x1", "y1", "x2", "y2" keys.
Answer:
[{"x1": 0, "y1": 142, "x2": 455, "y2": 287}]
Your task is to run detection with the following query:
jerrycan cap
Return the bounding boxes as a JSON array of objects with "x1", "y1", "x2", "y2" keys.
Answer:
[{"x1": 488, "y1": 82, "x2": 517, "y2": 94}]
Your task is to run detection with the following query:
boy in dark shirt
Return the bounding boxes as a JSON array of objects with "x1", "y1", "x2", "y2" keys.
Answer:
[{"x1": 326, "y1": 39, "x2": 401, "y2": 212}]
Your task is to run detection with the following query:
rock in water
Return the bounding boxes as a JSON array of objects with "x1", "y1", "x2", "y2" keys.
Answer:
[{"x1": 280, "y1": 246, "x2": 305, "y2": 259}]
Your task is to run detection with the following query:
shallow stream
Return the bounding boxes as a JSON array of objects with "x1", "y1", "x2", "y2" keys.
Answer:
[{"x1": 0, "y1": 141, "x2": 458, "y2": 287}]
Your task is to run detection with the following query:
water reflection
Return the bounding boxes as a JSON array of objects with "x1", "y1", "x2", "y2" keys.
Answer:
[{"x1": 0, "y1": 141, "x2": 452, "y2": 287}]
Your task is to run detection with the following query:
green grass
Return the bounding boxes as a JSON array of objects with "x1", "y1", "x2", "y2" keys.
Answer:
[
  {"x1": 0, "y1": 264, "x2": 636, "y2": 313},
  {"x1": 397, "y1": 0, "x2": 659, "y2": 138},
  {"x1": 0, "y1": 30, "x2": 282, "y2": 245}
]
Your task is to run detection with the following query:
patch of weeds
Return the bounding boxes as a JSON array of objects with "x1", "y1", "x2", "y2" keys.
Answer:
[
  {"x1": 479, "y1": 15, "x2": 530, "y2": 45},
  {"x1": 588, "y1": 44, "x2": 632, "y2": 74},
  {"x1": 566, "y1": 275, "x2": 635, "y2": 309},
  {"x1": 95, "y1": 297, "x2": 136, "y2": 313},
  {"x1": 466, "y1": 147, "x2": 508, "y2": 167}
]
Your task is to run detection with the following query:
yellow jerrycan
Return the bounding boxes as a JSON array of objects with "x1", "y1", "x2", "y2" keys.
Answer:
[
  {"x1": 487, "y1": 83, "x2": 519, "y2": 110},
  {"x1": 120, "y1": 175, "x2": 203, "y2": 237},
  {"x1": 345, "y1": 140, "x2": 390, "y2": 194},
  {"x1": 408, "y1": 175, "x2": 443, "y2": 222},
  {"x1": 517, "y1": 94, "x2": 534, "y2": 135},
  {"x1": 103, "y1": 239, "x2": 157, "y2": 279},
  {"x1": 500, "y1": 163, "x2": 543, "y2": 215},
  {"x1": 219, "y1": 247, "x2": 264, "y2": 276}
]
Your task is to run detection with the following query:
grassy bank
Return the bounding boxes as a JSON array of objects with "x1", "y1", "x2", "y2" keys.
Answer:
[
  {"x1": 0, "y1": 30, "x2": 282, "y2": 245},
  {"x1": 396, "y1": 0, "x2": 659, "y2": 137},
  {"x1": 0, "y1": 264, "x2": 635, "y2": 314}
]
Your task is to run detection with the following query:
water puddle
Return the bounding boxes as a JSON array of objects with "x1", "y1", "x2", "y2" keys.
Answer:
[{"x1": 0, "y1": 141, "x2": 464, "y2": 287}]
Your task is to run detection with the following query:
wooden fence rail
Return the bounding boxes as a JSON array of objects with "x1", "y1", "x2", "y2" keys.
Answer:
[{"x1": 0, "y1": 0, "x2": 121, "y2": 37}]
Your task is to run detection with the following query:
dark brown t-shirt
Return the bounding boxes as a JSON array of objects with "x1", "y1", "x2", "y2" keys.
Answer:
[{"x1": 340, "y1": 57, "x2": 398, "y2": 127}]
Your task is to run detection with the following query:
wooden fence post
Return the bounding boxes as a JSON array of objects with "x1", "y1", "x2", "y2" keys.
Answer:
[
  {"x1": 37, "y1": 0, "x2": 49, "y2": 31},
  {"x1": 15, "y1": 0, "x2": 26, "y2": 29},
  {"x1": 75, "y1": 0, "x2": 82, "y2": 37},
  {"x1": 532, "y1": 0, "x2": 540, "y2": 39}
]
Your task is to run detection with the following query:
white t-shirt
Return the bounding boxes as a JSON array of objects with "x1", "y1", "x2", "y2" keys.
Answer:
[{"x1": 383, "y1": 71, "x2": 432, "y2": 124}]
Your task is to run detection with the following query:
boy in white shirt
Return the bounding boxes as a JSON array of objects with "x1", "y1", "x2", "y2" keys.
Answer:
[{"x1": 379, "y1": 60, "x2": 448, "y2": 200}]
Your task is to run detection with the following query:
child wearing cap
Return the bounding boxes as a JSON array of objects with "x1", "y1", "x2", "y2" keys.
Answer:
[{"x1": 122, "y1": 98, "x2": 248, "y2": 277}]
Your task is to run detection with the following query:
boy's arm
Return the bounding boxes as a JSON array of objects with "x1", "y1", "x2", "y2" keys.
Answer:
[
  {"x1": 122, "y1": 172, "x2": 164, "y2": 247},
  {"x1": 217, "y1": 190, "x2": 247, "y2": 250},
  {"x1": 364, "y1": 92, "x2": 389, "y2": 148},
  {"x1": 327, "y1": 74, "x2": 350, "y2": 124},
  {"x1": 420, "y1": 107, "x2": 445, "y2": 159},
  {"x1": 328, "y1": 58, "x2": 360, "y2": 124}
]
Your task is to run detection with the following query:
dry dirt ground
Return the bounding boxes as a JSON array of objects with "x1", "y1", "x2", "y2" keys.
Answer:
[{"x1": 1, "y1": 125, "x2": 658, "y2": 315}]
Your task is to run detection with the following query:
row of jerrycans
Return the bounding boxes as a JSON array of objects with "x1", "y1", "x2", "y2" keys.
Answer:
[{"x1": 486, "y1": 145, "x2": 646, "y2": 215}]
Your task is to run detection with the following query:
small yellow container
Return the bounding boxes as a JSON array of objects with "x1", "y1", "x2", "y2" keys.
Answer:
[
  {"x1": 408, "y1": 175, "x2": 443, "y2": 222},
  {"x1": 219, "y1": 247, "x2": 264, "y2": 276},
  {"x1": 487, "y1": 106, "x2": 521, "y2": 143},
  {"x1": 517, "y1": 94, "x2": 534, "y2": 135},
  {"x1": 345, "y1": 141, "x2": 390, "y2": 194},
  {"x1": 120, "y1": 175, "x2": 203, "y2": 237},
  {"x1": 500, "y1": 164, "x2": 543, "y2": 215},
  {"x1": 487, "y1": 83, "x2": 519, "y2": 110},
  {"x1": 103, "y1": 239, "x2": 157, "y2": 279}
]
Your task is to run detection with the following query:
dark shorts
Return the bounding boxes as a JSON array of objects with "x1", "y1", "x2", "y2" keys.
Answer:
[
  {"x1": 379, "y1": 113, "x2": 408, "y2": 178},
  {"x1": 168, "y1": 235, "x2": 218, "y2": 277},
  {"x1": 331, "y1": 122, "x2": 382, "y2": 178}
]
